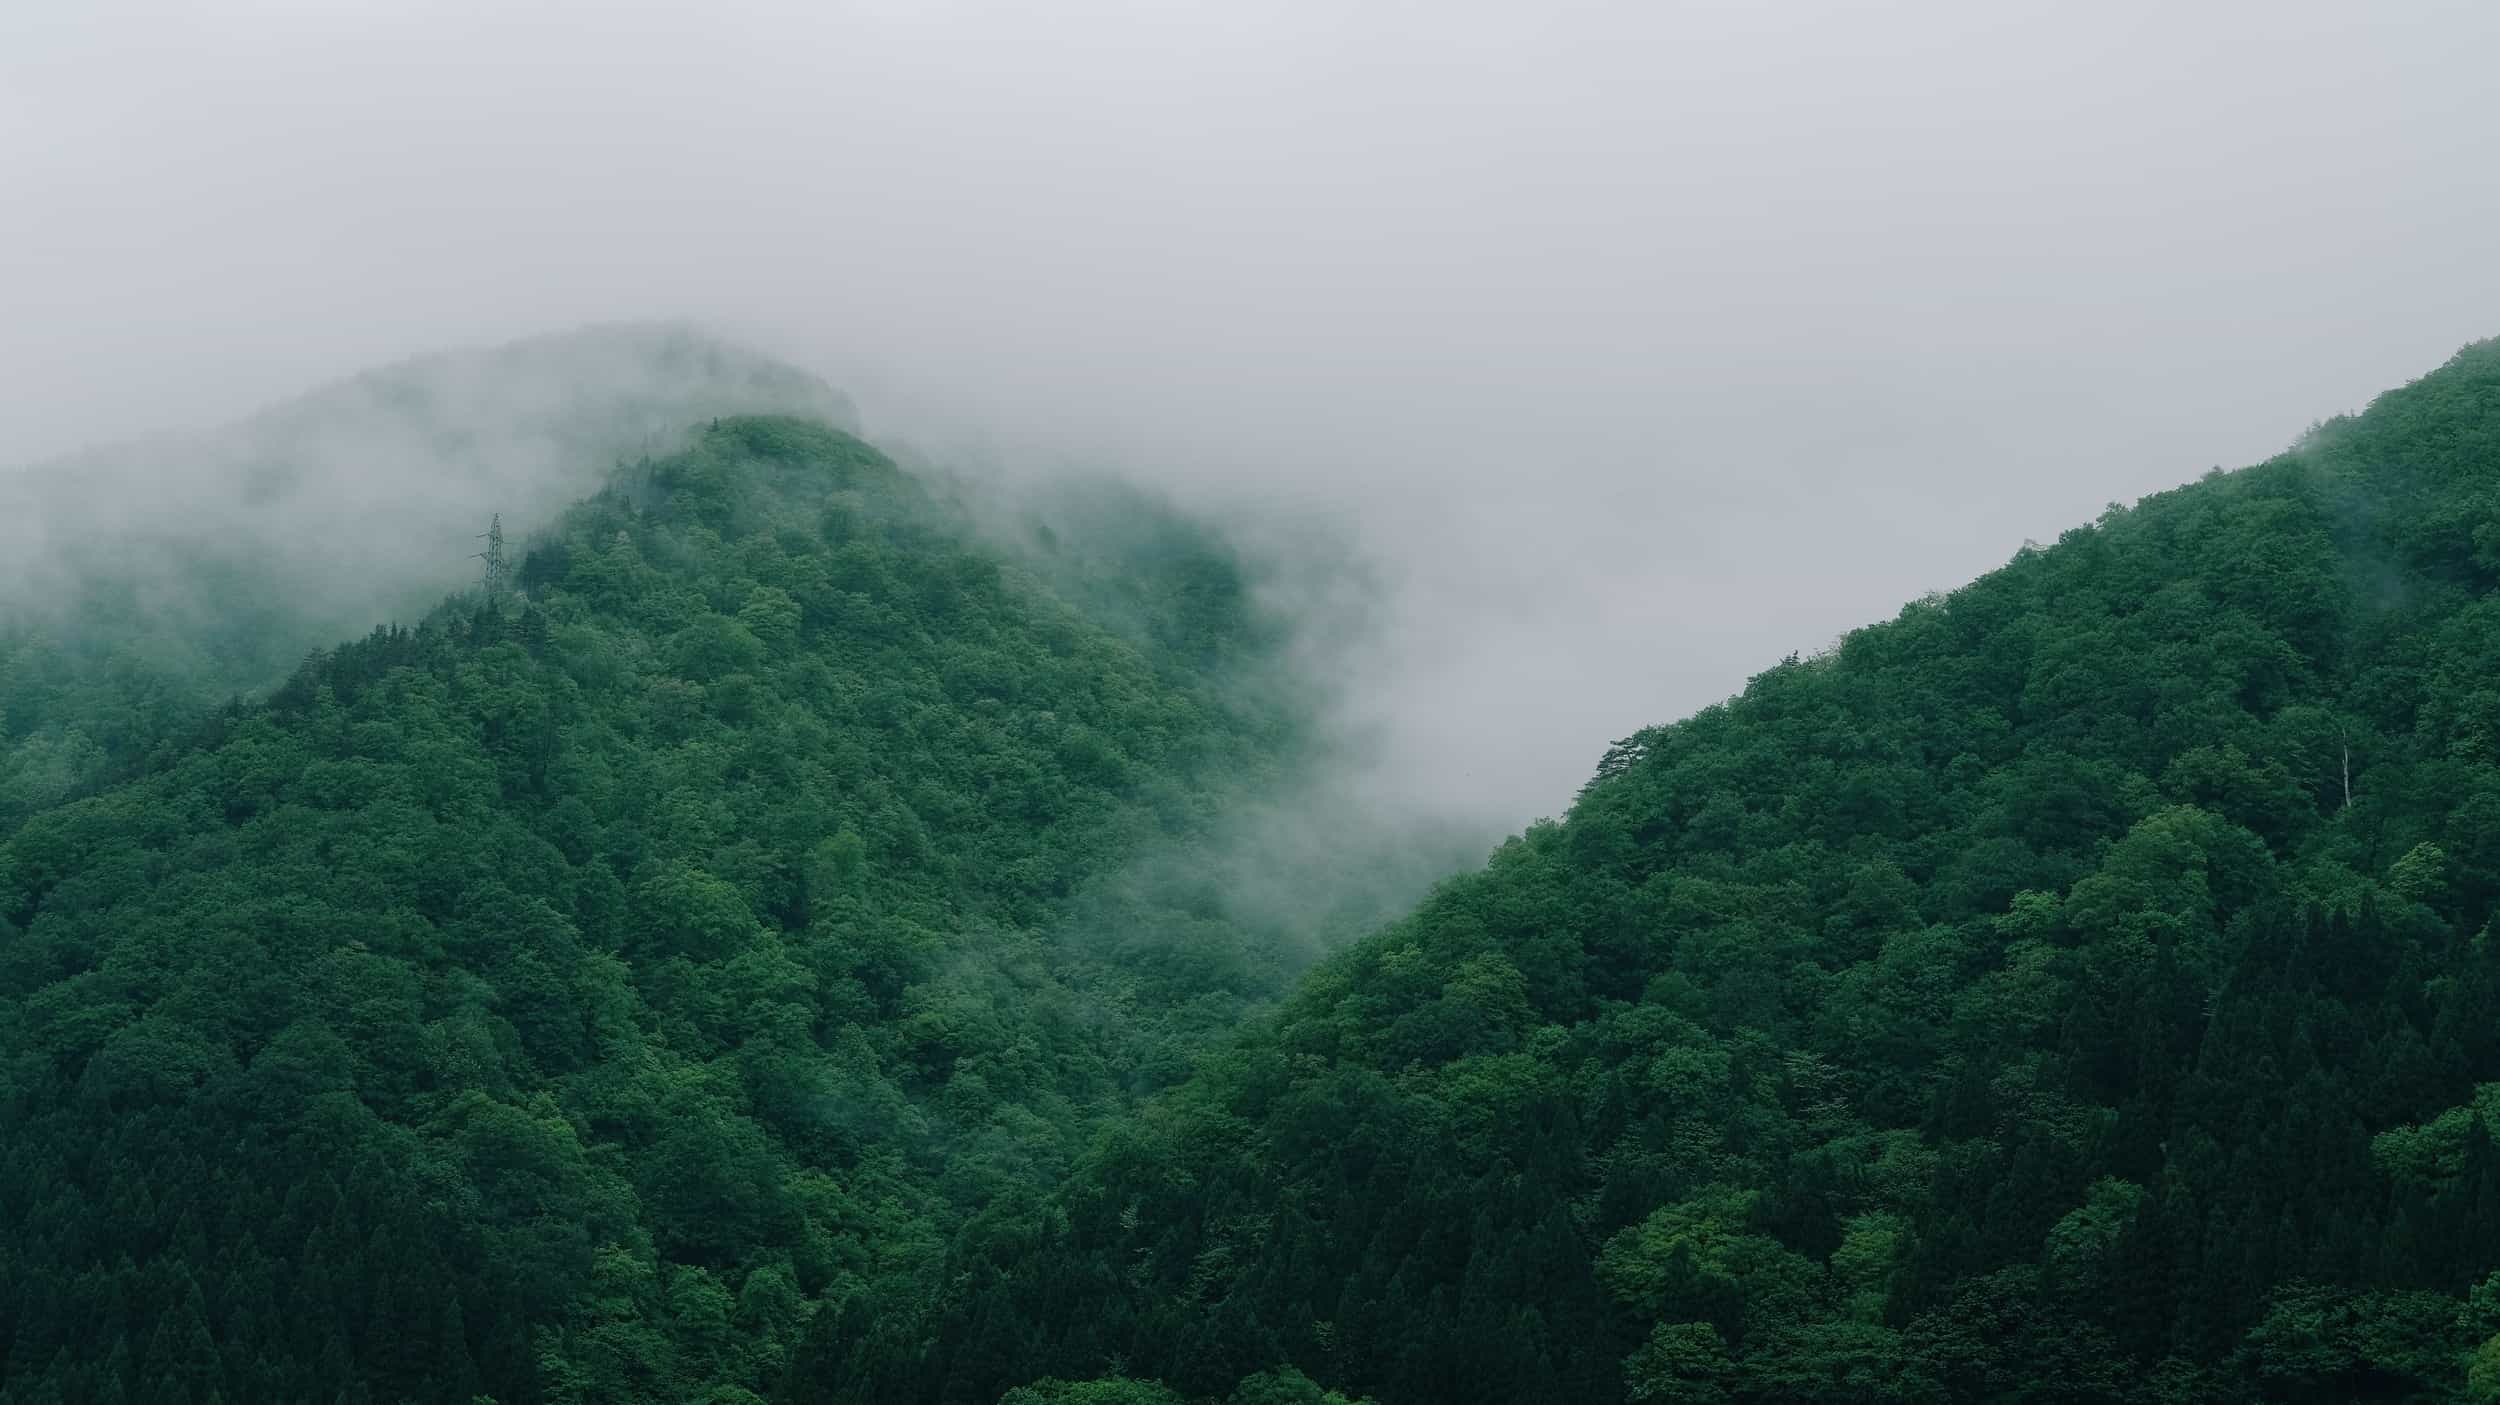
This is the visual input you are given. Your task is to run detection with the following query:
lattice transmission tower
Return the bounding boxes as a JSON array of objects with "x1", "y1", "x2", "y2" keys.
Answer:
[{"x1": 474, "y1": 514, "x2": 508, "y2": 594}]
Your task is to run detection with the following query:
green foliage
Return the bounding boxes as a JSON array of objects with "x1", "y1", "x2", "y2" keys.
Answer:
[
  {"x1": 813, "y1": 340, "x2": 2500, "y2": 1404},
  {"x1": 996, "y1": 1380, "x2": 1184, "y2": 1405},
  {"x1": 19, "y1": 338, "x2": 2500, "y2": 1404},
  {"x1": 1623, "y1": 1322, "x2": 1734, "y2": 1403},
  {"x1": 0, "y1": 417, "x2": 1312, "y2": 1404},
  {"x1": 0, "y1": 325, "x2": 861, "y2": 834}
]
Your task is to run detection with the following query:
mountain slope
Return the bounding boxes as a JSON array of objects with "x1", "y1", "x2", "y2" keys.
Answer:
[
  {"x1": 808, "y1": 341, "x2": 2500, "y2": 1405},
  {"x1": 0, "y1": 414, "x2": 1319, "y2": 1405},
  {"x1": 0, "y1": 323, "x2": 852, "y2": 827}
]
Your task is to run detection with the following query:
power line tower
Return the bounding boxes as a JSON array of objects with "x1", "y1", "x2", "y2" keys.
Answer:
[{"x1": 474, "y1": 513, "x2": 508, "y2": 594}]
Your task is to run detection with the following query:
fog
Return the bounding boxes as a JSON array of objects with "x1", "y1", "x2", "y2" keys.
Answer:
[{"x1": 7, "y1": 0, "x2": 2499, "y2": 828}]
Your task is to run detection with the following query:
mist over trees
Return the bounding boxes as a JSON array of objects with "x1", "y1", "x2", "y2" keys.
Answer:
[
  {"x1": 7, "y1": 330, "x2": 2500, "y2": 1405},
  {"x1": 0, "y1": 325, "x2": 850, "y2": 818},
  {"x1": 796, "y1": 342, "x2": 2500, "y2": 1404},
  {"x1": 9, "y1": 2, "x2": 2500, "y2": 1401},
  {"x1": 0, "y1": 407, "x2": 1356, "y2": 1403}
]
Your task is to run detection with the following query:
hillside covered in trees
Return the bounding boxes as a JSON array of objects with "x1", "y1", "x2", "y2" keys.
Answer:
[
  {"x1": 799, "y1": 343, "x2": 2500, "y2": 1405},
  {"x1": 0, "y1": 324, "x2": 855, "y2": 830},
  {"x1": 12, "y1": 336, "x2": 2500, "y2": 1405},
  {"x1": 0, "y1": 408, "x2": 1357, "y2": 1405}
]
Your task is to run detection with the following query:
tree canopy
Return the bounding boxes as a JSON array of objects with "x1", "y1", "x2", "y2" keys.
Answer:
[
  {"x1": 797, "y1": 342, "x2": 2500, "y2": 1404},
  {"x1": 0, "y1": 415, "x2": 1323, "y2": 1405},
  {"x1": 13, "y1": 336, "x2": 2500, "y2": 1405}
]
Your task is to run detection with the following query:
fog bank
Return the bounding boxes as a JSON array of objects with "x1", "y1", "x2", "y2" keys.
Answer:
[{"x1": 7, "y1": 0, "x2": 2498, "y2": 825}]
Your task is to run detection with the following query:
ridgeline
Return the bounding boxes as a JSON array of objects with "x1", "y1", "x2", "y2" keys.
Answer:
[{"x1": 801, "y1": 342, "x2": 2500, "y2": 1405}]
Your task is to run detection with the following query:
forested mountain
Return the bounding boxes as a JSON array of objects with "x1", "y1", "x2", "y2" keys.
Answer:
[
  {"x1": 0, "y1": 408, "x2": 1353, "y2": 1404},
  {"x1": 0, "y1": 323, "x2": 851, "y2": 828},
  {"x1": 801, "y1": 342, "x2": 2500, "y2": 1405},
  {"x1": 14, "y1": 335, "x2": 2500, "y2": 1405}
]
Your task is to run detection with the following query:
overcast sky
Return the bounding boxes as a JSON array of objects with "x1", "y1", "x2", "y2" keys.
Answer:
[{"x1": 6, "y1": 0, "x2": 2498, "y2": 827}]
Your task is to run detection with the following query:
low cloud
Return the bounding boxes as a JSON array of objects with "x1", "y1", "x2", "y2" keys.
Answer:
[{"x1": 7, "y1": 0, "x2": 2499, "y2": 825}]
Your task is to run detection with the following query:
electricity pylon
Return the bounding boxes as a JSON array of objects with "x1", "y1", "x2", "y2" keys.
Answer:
[{"x1": 474, "y1": 514, "x2": 508, "y2": 594}]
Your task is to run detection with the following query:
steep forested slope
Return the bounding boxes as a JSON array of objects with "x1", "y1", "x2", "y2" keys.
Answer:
[
  {"x1": 0, "y1": 416, "x2": 1315, "y2": 1404},
  {"x1": 811, "y1": 342, "x2": 2500, "y2": 1405}
]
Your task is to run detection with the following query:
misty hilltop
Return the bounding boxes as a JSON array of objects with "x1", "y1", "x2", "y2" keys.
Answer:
[
  {"x1": 1, "y1": 320, "x2": 849, "y2": 639},
  {"x1": 0, "y1": 325, "x2": 855, "y2": 818},
  {"x1": 0, "y1": 400, "x2": 1351, "y2": 1404},
  {"x1": 799, "y1": 339, "x2": 2500, "y2": 1405},
  {"x1": 7, "y1": 329, "x2": 2500, "y2": 1405},
  {"x1": 10, "y1": 3, "x2": 2500, "y2": 1403},
  {"x1": 5, "y1": 321, "x2": 853, "y2": 562}
]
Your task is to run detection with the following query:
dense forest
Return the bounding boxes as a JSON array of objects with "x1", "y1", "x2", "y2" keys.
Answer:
[
  {"x1": 793, "y1": 340, "x2": 2500, "y2": 1404},
  {"x1": 8, "y1": 336, "x2": 2500, "y2": 1404},
  {"x1": 0, "y1": 324, "x2": 855, "y2": 829},
  {"x1": 0, "y1": 411, "x2": 1350, "y2": 1404}
]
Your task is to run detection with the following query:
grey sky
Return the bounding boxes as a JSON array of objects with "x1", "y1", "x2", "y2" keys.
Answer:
[{"x1": 6, "y1": 0, "x2": 2498, "y2": 828}]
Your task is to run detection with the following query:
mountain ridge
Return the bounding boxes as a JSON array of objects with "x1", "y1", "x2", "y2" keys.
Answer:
[
  {"x1": 791, "y1": 338, "x2": 2500, "y2": 1405},
  {"x1": 8, "y1": 337, "x2": 2500, "y2": 1405},
  {"x1": 0, "y1": 326, "x2": 867, "y2": 827},
  {"x1": 0, "y1": 409, "x2": 1349, "y2": 1405}
]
